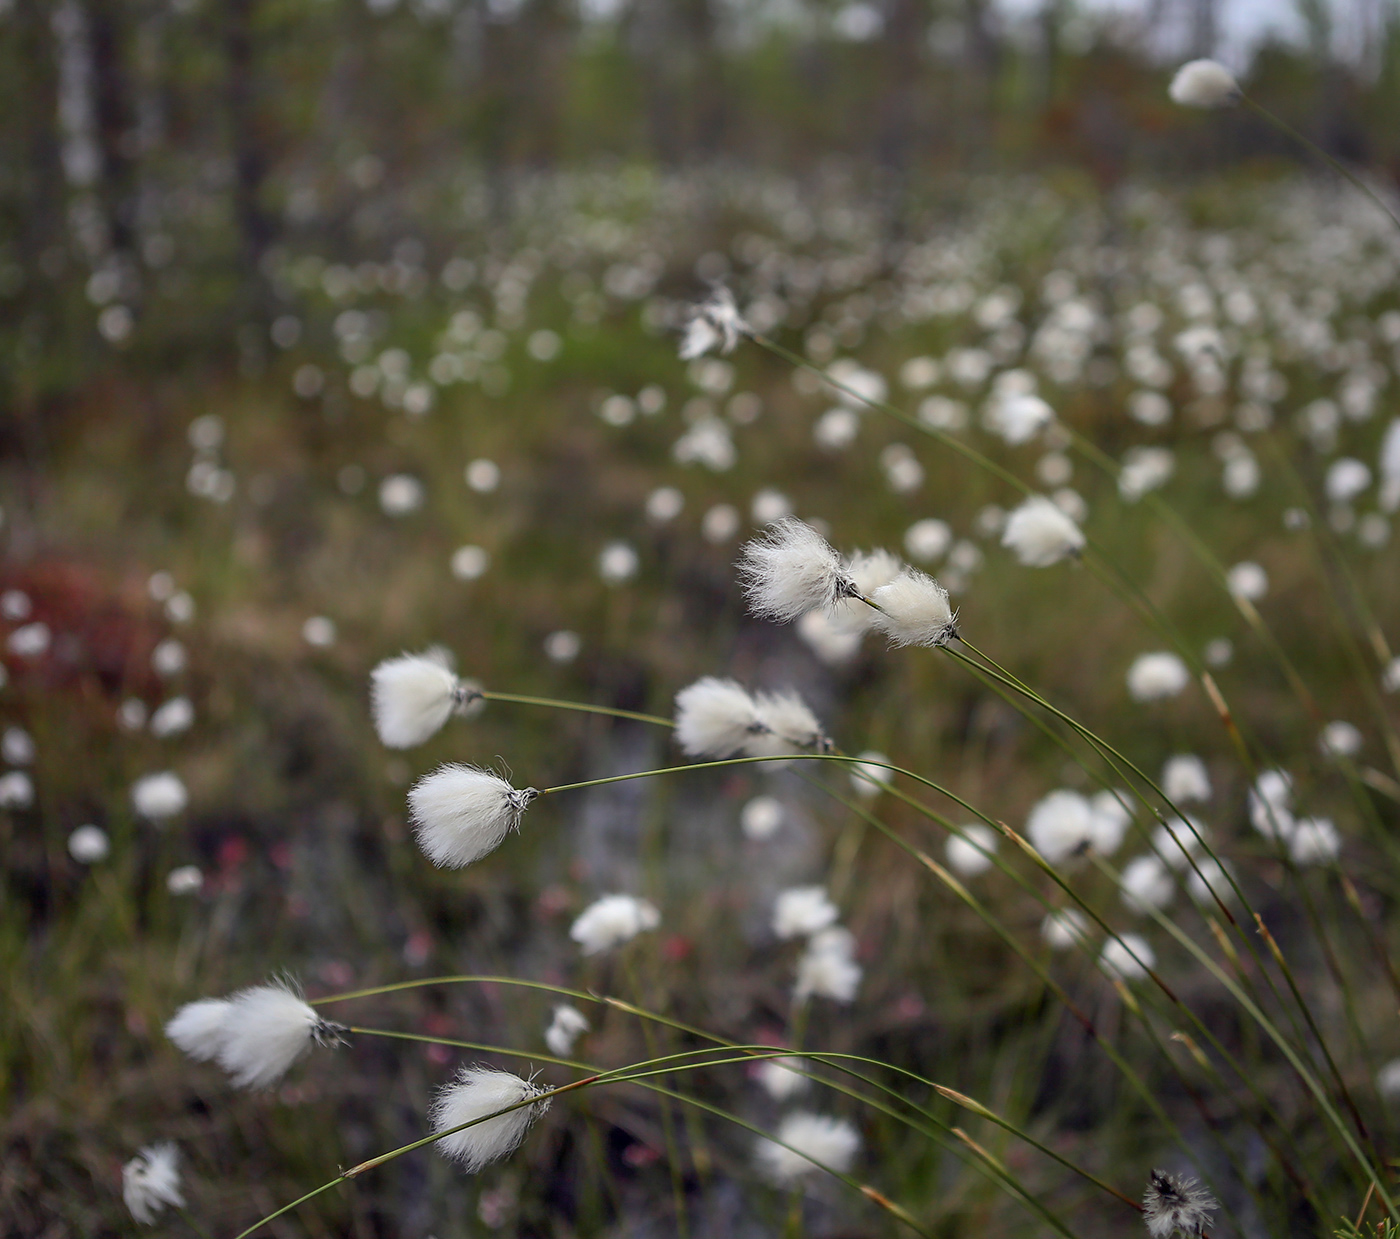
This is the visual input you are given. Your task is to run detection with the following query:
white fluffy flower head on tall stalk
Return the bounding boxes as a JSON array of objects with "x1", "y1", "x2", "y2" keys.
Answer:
[
  {"x1": 679, "y1": 286, "x2": 748, "y2": 360},
  {"x1": 1142, "y1": 1168, "x2": 1218, "y2": 1237},
  {"x1": 757, "y1": 1112, "x2": 861, "y2": 1183},
  {"x1": 1001, "y1": 495, "x2": 1085, "y2": 567},
  {"x1": 430, "y1": 1067, "x2": 551, "y2": 1173},
  {"x1": 544, "y1": 1005, "x2": 590, "y2": 1057},
  {"x1": 370, "y1": 650, "x2": 484, "y2": 749},
  {"x1": 1168, "y1": 59, "x2": 1241, "y2": 109},
  {"x1": 830, "y1": 548, "x2": 902, "y2": 633},
  {"x1": 1127, "y1": 652, "x2": 1190, "y2": 702},
  {"x1": 1026, "y1": 789, "x2": 1095, "y2": 865},
  {"x1": 749, "y1": 689, "x2": 830, "y2": 755},
  {"x1": 674, "y1": 676, "x2": 763, "y2": 758},
  {"x1": 794, "y1": 928, "x2": 861, "y2": 1002},
  {"x1": 408, "y1": 764, "x2": 537, "y2": 868},
  {"x1": 738, "y1": 517, "x2": 857, "y2": 623},
  {"x1": 772, "y1": 886, "x2": 839, "y2": 939},
  {"x1": 870, "y1": 568, "x2": 958, "y2": 648},
  {"x1": 570, "y1": 893, "x2": 660, "y2": 955},
  {"x1": 167, "y1": 980, "x2": 346, "y2": 1090},
  {"x1": 123, "y1": 1143, "x2": 184, "y2": 1224}
]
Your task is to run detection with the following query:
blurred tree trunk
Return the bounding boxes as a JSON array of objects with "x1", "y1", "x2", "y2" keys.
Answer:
[
  {"x1": 225, "y1": 0, "x2": 273, "y2": 281},
  {"x1": 1187, "y1": 0, "x2": 1217, "y2": 57},
  {"x1": 963, "y1": 0, "x2": 1001, "y2": 158}
]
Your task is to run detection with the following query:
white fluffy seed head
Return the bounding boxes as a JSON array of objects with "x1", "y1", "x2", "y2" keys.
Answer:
[
  {"x1": 371, "y1": 651, "x2": 482, "y2": 749},
  {"x1": 1169, "y1": 59, "x2": 1241, "y2": 108},
  {"x1": 1143, "y1": 1168, "x2": 1219, "y2": 1239},
  {"x1": 737, "y1": 517, "x2": 854, "y2": 623},
  {"x1": 1026, "y1": 789, "x2": 1095, "y2": 865},
  {"x1": 166, "y1": 998, "x2": 233, "y2": 1063},
  {"x1": 1127, "y1": 652, "x2": 1190, "y2": 702},
  {"x1": 946, "y1": 824, "x2": 999, "y2": 877},
  {"x1": 757, "y1": 1112, "x2": 861, "y2": 1183},
  {"x1": 1152, "y1": 816, "x2": 1209, "y2": 869},
  {"x1": 1120, "y1": 855, "x2": 1175, "y2": 913},
  {"x1": 123, "y1": 1143, "x2": 184, "y2": 1224},
  {"x1": 1041, "y1": 908, "x2": 1089, "y2": 950},
  {"x1": 1162, "y1": 755, "x2": 1212, "y2": 804},
  {"x1": 1088, "y1": 789, "x2": 1132, "y2": 855},
  {"x1": 570, "y1": 893, "x2": 660, "y2": 955},
  {"x1": 869, "y1": 568, "x2": 957, "y2": 648},
  {"x1": 756, "y1": 1055, "x2": 810, "y2": 1101},
  {"x1": 215, "y1": 982, "x2": 328, "y2": 1090},
  {"x1": 748, "y1": 689, "x2": 827, "y2": 755},
  {"x1": 674, "y1": 677, "x2": 761, "y2": 758},
  {"x1": 794, "y1": 935, "x2": 861, "y2": 1002},
  {"x1": 1100, "y1": 933, "x2": 1155, "y2": 982},
  {"x1": 544, "y1": 1005, "x2": 590, "y2": 1057},
  {"x1": 1288, "y1": 817, "x2": 1340, "y2": 865},
  {"x1": 830, "y1": 549, "x2": 902, "y2": 632},
  {"x1": 407, "y1": 764, "x2": 535, "y2": 869},
  {"x1": 1001, "y1": 496, "x2": 1085, "y2": 567},
  {"x1": 772, "y1": 886, "x2": 839, "y2": 939},
  {"x1": 430, "y1": 1067, "x2": 551, "y2": 1173},
  {"x1": 131, "y1": 772, "x2": 188, "y2": 820}
]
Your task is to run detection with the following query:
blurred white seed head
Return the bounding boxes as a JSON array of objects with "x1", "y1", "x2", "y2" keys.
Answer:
[
  {"x1": 869, "y1": 568, "x2": 957, "y2": 647},
  {"x1": 1001, "y1": 496, "x2": 1085, "y2": 567},
  {"x1": 1377, "y1": 1058, "x2": 1400, "y2": 1100},
  {"x1": 1088, "y1": 789, "x2": 1133, "y2": 856},
  {"x1": 1, "y1": 726, "x2": 34, "y2": 765},
  {"x1": 830, "y1": 549, "x2": 902, "y2": 633},
  {"x1": 1152, "y1": 816, "x2": 1209, "y2": 869},
  {"x1": 1026, "y1": 789, "x2": 1095, "y2": 865},
  {"x1": 1100, "y1": 934, "x2": 1155, "y2": 982},
  {"x1": 1288, "y1": 816, "x2": 1340, "y2": 866},
  {"x1": 757, "y1": 1112, "x2": 861, "y2": 1183},
  {"x1": 212, "y1": 981, "x2": 343, "y2": 1090},
  {"x1": 544, "y1": 1005, "x2": 590, "y2": 1057},
  {"x1": 123, "y1": 1143, "x2": 184, "y2": 1224},
  {"x1": 68, "y1": 824, "x2": 110, "y2": 863},
  {"x1": 1120, "y1": 855, "x2": 1175, "y2": 913},
  {"x1": 679, "y1": 286, "x2": 747, "y2": 360},
  {"x1": 1319, "y1": 720, "x2": 1362, "y2": 758},
  {"x1": 131, "y1": 772, "x2": 188, "y2": 820},
  {"x1": 772, "y1": 886, "x2": 839, "y2": 939},
  {"x1": 849, "y1": 750, "x2": 891, "y2": 799},
  {"x1": 371, "y1": 651, "x2": 483, "y2": 749},
  {"x1": 740, "y1": 795, "x2": 784, "y2": 840},
  {"x1": 1168, "y1": 59, "x2": 1241, "y2": 108},
  {"x1": 1142, "y1": 1168, "x2": 1218, "y2": 1238},
  {"x1": 570, "y1": 893, "x2": 660, "y2": 955},
  {"x1": 1041, "y1": 908, "x2": 1089, "y2": 950},
  {"x1": 408, "y1": 765, "x2": 536, "y2": 869},
  {"x1": 430, "y1": 1067, "x2": 551, "y2": 1173},
  {"x1": 1186, "y1": 858, "x2": 1235, "y2": 905},
  {"x1": 946, "y1": 824, "x2": 999, "y2": 877},
  {"x1": 166, "y1": 865, "x2": 203, "y2": 895},
  {"x1": 738, "y1": 517, "x2": 855, "y2": 624},
  {"x1": 748, "y1": 689, "x2": 828, "y2": 756},
  {"x1": 166, "y1": 998, "x2": 233, "y2": 1063},
  {"x1": 674, "y1": 677, "x2": 762, "y2": 759},
  {"x1": 794, "y1": 931, "x2": 861, "y2": 1002},
  {"x1": 756, "y1": 1055, "x2": 810, "y2": 1101},
  {"x1": 1162, "y1": 755, "x2": 1212, "y2": 804},
  {"x1": 149, "y1": 697, "x2": 195, "y2": 739},
  {"x1": 1127, "y1": 652, "x2": 1190, "y2": 702},
  {"x1": 796, "y1": 608, "x2": 863, "y2": 665},
  {"x1": 0, "y1": 770, "x2": 34, "y2": 809}
]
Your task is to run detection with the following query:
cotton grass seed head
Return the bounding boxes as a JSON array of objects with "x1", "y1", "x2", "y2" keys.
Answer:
[
  {"x1": 749, "y1": 689, "x2": 829, "y2": 755},
  {"x1": 371, "y1": 650, "x2": 483, "y2": 749},
  {"x1": 194, "y1": 980, "x2": 345, "y2": 1090},
  {"x1": 679, "y1": 286, "x2": 747, "y2": 360},
  {"x1": 946, "y1": 824, "x2": 998, "y2": 876},
  {"x1": 1100, "y1": 933, "x2": 1155, "y2": 982},
  {"x1": 737, "y1": 517, "x2": 856, "y2": 624},
  {"x1": 870, "y1": 568, "x2": 957, "y2": 647},
  {"x1": 1127, "y1": 652, "x2": 1190, "y2": 702},
  {"x1": 1026, "y1": 789, "x2": 1095, "y2": 865},
  {"x1": 131, "y1": 771, "x2": 188, "y2": 820},
  {"x1": 674, "y1": 676, "x2": 763, "y2": 758},
  {"x1": 773, "y1": 886, "x2": 839, "y2": 939},
  {"x1": 123, "y1": 1143, "x2": 184, "y2": 1224},
  {"x1": 1162, "y1": 755, "x2": 1212, "y2": 804},
  {"x1": 757, "y1": 1112, "x2": 861, "y2": 1184},
  {"x1": 430, "y1": 1066, "x2": 551, "y2": 1173},
  {"x1": 544, "y1": 1005, "x2": 589, "y2": 1057},
  {"x1": 794, "y1": 930, "x2": 861, "y2": 1002},
  {"x1": 1168, "y1": 59, "x2": 1241, "y2": 108},
  {"x1": 570, "y1": 893, "x2": 660, "y2": 955},
  {"x1": 830, "y1": 548, "x2": 902, "y2": 632},
  {"x1": 1001, "y1": 495, "x2": 1085, "y2": 567},
  {"x1": 408, "y1": 764, "x2": 536, "y2": 869},
  {"x1": 1142, "y1": 1168, "x2": 1218, "y2": 1237},
  {"x1": 757, "y1": 1055, "x2": 809, "y2": 1100}
]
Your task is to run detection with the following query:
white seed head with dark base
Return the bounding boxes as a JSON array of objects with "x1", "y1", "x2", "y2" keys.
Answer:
[
  {"x1": 1142, "y1": 1168, "x2": 1218, "y2": 1237},
  {"x1": 1168, "y1": 60, "x2": 1240, "y2": 109},
  {"x1": 408, "y1": 764, "x2": 537, "y2": 868},
  {"x1": 430, "y1": 1067, "x2": 552, "y2": 1173},
  {"x1": 747, "y1": 689, "x2": 828, "y2": 756},
  {"x1": 370, "y1": 650, "x2": 484, "y2": 749},
  {"x1": 123, "y1": 1143, "x2": 184, "y2": 1224},
  {"x1": 870, "y1": 568, "x2": 957, "y2": 647},
  {"x1": 679, "y1": 286, "x2": 748, "y2": 360},
  {"x1": 1002, "y1": 495, "x2": 1085, "y2": 567},
  {"x1": 737, "y1": 517, "x2": 856, "y2": 624},
  {"x1": 674, "y1": 677, "x2": 763, "y2": 758},
  {"x1": 214, "y1": 981, "x2": 346, "y2": 1090}
]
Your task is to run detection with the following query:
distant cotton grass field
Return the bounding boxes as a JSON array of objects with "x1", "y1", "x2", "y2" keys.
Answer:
[{"x1": 4, "y1": 164, "x2": 1400, "y2": 1238}]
